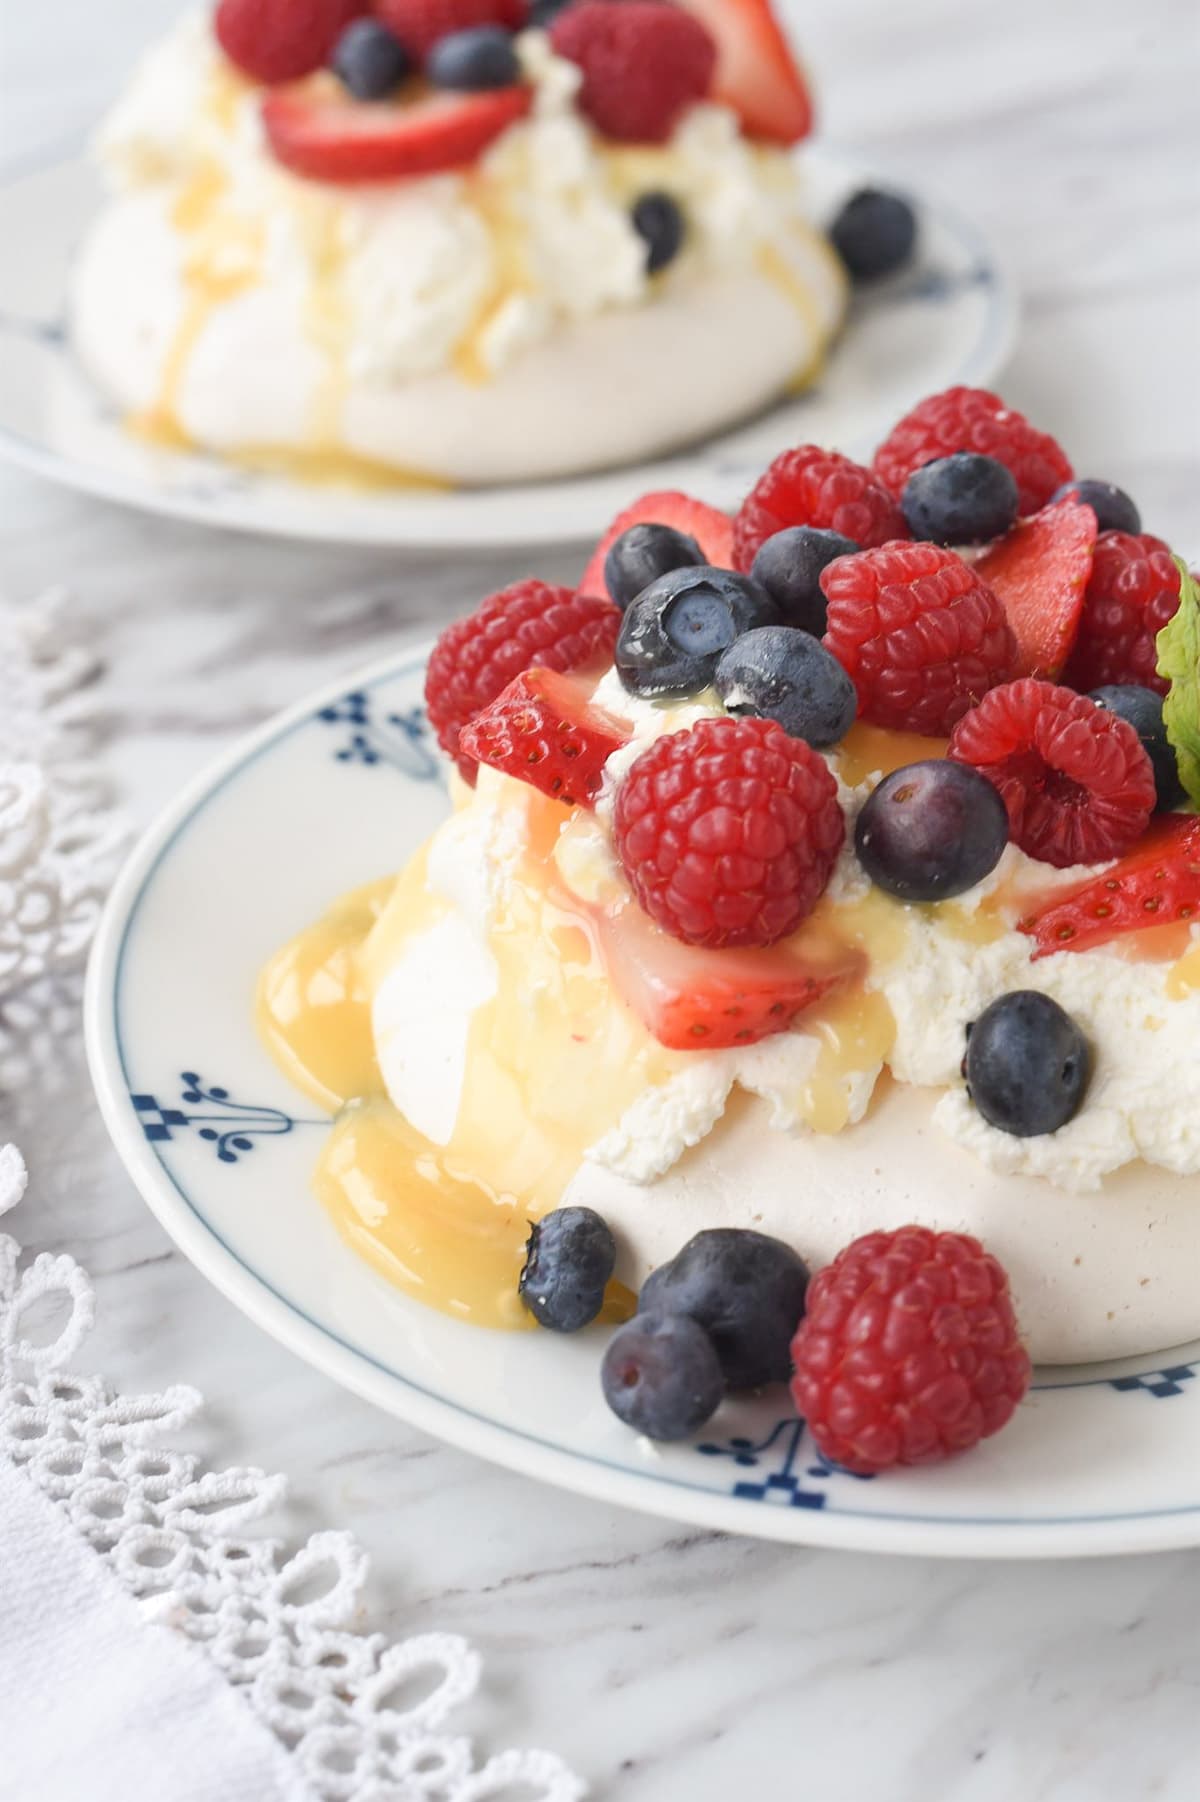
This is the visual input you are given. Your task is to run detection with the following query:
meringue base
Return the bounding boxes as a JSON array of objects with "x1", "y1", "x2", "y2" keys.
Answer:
[
  {"x1": 566, "y1": 1081, "x2": 1200, "y2": 1367},
  {"x1": 71, "y1": 189, "x2": 844, "y2": 488}
]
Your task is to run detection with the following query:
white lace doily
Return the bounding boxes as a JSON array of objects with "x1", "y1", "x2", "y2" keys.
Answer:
[{"x1": 0, "y1": 593, "x2": 584, "y2": 1801}]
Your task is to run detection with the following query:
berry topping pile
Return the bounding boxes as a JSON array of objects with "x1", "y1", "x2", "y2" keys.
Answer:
[
  {"x1": 410, "y1": 384, "x2": 1198, "y2": 1478},
  {"x1": 821, "y1": 541, "x2": 1017, "y2": 736},
  {"x1": 214, "y1": 0, "x2": 819, "y2": 184},
  {"x1": 425, "y1": 578, "x2": 618, "y2": 779},
  {"x1": 612, "y1": 716, "x2": 843, "y2": 948},
  {"x1": 790, "y1": 1227, "x2": 1031, "y2": 1474},
  {"x1": 948, "y1": 678, "x2": 1156, "y2": 868}
]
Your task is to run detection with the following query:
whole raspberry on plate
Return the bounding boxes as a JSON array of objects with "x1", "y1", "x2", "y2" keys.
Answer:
[
  {"x1": 377, "y1": 0, "x2": 523, "y2": 60},
  {"x1": 732, "y1": 446, "x2": 907, "y2": 571},
  {"x1": 613, "y1": 716, "x2": 844, "y2": 948},
  {"x1": 790, "y1": 1226, "x2": 1031, "y2": 1475},
  {"x1": 873, "y1": 387, "x2": 1073, "y2": 517},
  {"x1": 821, "y1": 541, "x2": 1016, "y2": 736},
  {"x1": 216, "y1": 0, "x2": 366, "y2": 84},
  {"x1": 425, "y1": 580, "x2": 619, "y2": 780},
  {"x1": 550, "y1": 1, "x2": 717, "y2": 144},
  {"x1": 1061, "y1": 531, "x2": 1182, "y2": 696},
  {"x1": 948, "y1": 677, "x2": 1156, "y2": 867}
]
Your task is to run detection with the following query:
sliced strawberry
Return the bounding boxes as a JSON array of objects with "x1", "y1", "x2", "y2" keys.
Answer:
[
  {"x1": 261, "y1": 83, "x2": 532, "y2": 182},
  {"x1": 579, "y1": 491, "x2": 735, "y2": 601},
  {"x1": 975, "y1": 500, "x2": 1098, "y2": 680},
  {"x1": 458, "y1": 667, "x2": 631, "y2": 808},
  {"x1": 597, "y1": 901, "x2": 860, "y2": 1049},
  {"x1": 1018, "y1": 815, "x2": 1200, "y2": 959},
  {"x1": 676, "y1": 0, "x2": 813, "y2": 144}
]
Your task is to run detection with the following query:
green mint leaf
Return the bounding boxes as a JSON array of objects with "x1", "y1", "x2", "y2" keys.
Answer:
[{"x1": 1157, "y1": 556, "x2": 1200, "y2": 809}]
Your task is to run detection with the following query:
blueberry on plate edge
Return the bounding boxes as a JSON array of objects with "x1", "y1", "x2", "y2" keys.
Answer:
[
  {"x1": 519, "y1": 1206, "x2": 617, "y2": 1332},
  {"x1": 829, "y1": 186, "x2": 917, "y2": 283},
  {"x1": 600, "y1": 1311, "x2": 724, "y2": 1440},
  {"x1": 639, "y1": 1228, "x2": 809, "y2": 1391}
]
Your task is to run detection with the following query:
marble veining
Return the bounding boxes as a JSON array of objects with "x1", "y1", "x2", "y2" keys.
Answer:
[{"x1": 2, "y1": 0, "x2": 1199, "y2": 1795}]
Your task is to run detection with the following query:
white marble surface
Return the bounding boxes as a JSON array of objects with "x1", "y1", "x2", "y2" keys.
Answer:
[{"x1": 3, "y1": 0, "x2": 1200, "y2": 1795}]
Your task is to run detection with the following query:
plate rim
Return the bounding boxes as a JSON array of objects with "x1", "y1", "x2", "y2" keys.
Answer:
[
  {"x1": 84, "y1": 639, "x2": 1200, "y2": 1559},
  {"x1": 3, "y1": 146, "x2": 1018, "y2": 549}
]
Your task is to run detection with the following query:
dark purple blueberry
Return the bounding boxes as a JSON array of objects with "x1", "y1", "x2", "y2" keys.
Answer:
[
  {"x1": 855, "y1": 760, "x2": 1009, "y2": 902},
  {"x1": 631, "y1": 191, "x2": 686, "y2": 274},
  {"x1": 715, "y1": 624, "x2": 856, "y2": 749},
  {"x1": 604, "y1": 522, "x2": 704, "y2": 610},
  {"x1": 519, "y1": 1206, "x2": 616, "y2": 1332},
  {"x1": 639, "y1": 1228, "x2": 809, "y2": 1390},
  {"x1": 427, "y1": 26, "x2": 519, "y2": 91},
  {"x1": 615, "y1": 566, "x2": 778, "y2": 698},
  {"x1": 1050, "y1": 479, "x2": 1141, "y2": 536},
  {"x1": 1088, "y1": 684, "x2": 1183, "y2": 812},
  {"x1": 901, "y1": 453, "x2": 1019, "y2": 546},
  {"x1": 331, "y1": 18, "x2": 412, "y2": 99},
  {"x1": 601, "y1": 1311, "x2": 724, "y2": 1440},
  {"x1": 829, "y1": 187, "x2": 917, "y2": 282},
  {"x1": 749, "y1": 526, "x2": 859, "y2": 635},
  {"x1": 963, "y1": 991, "x2": 1091, "y2": 1137}
]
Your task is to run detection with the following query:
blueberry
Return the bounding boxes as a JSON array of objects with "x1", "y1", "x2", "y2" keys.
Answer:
[
  {"x1": 749, "y1": 526, "x2": 859, "y2": 636},
  {"x1": 829, "y1": 187, "x2": 917, "y2": 282},
  {"x1": 427, "y1": 26, "x2": 519, "y2": 90},
  {"x1": 1050, "y1": 478, "x2": 1141, "y2": 536},
  {"x1": 1088, "y1": 685, "x2": 1184, "y2": 812},
  {"x1": 715, "y1": 625, "x2": 856, "y2": 749},
  {"x1": 616, "y1": 566, "x2": 778, "y2": 698},
  {"x1": 901, "y1": 453, "x2": 1019, "y2": 546},
  {"x1": 331, "y1": 18, "x2": 412, "y2": 99},
  {"x1": 604, "y1": 522, "x2": 704, "y2": 610},
  {"x1": 639, "y1": 1228, "x2": 809, "y2": 1390},
  {"x1": 601, "y1": 1311, "x2": 724, "y2": 1440},
  {"x1": 519, "y1": 1206, "x2": 616, "y2": 1332},
  {"x1": 631, "y1": 191, "x2": 686, "y2": 274},
  {"x1": 528, "y1": 0, "x2": 573, "y2": 22},
  {"x1": 963, "y1": 991, "x2": 1091, "y2": 1138},
  {"x1": 855, "y1": 760, "x2": 1009, "y2": 902}
]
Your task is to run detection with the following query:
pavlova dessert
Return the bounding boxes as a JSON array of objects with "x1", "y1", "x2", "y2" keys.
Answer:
[
  {"x1": 260, "y1": 383, "x2": 1199, "y2": 1473},
  {"x1": 70, "y1": 0, "x2": 879, "y2": 486}
]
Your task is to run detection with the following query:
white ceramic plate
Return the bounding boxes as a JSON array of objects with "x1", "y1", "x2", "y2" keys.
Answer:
[
  {"x1": 85, "y1": 643, "x2": 1200, "y2": 1558},
  {"x1": 3, "y1": 148, "x2": 1014, "y2": 548}
]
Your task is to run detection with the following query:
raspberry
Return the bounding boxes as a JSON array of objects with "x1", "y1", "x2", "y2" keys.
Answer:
[
  {"x1": 215, "y1": 0, "x2": 365, "y2": 83},
  {"x1": 790, "y1": 1227, "x2": 1031, "y2": 1475},
  {"x1": 948, "y1": 678, "x2": 1155, "y2": 867},
  {"x1": 457, "y1": 667, "x2": 629, "y2": 808},
  {"x1": 376, "y1": 0, "x2": 521, "y2": 59},
  {"x1": 425, "y1": 581, "x2": 619, "y2": 780},
  {"x1": 821, "y1": 542, "x2": 1016, "y2": 736},
  {"x1": 613, "y1": 716, "x2": 844, "y2": 948},
  {"x1": 732, "y1": 446, "x2": 906, "y2": 572},
  {"x1": 873, "y1": 387, "x2": 1073, "y2": 518},
  {"x1": 551, "y1": 3, "x2": 717, "y2": 144},
  {"x1": 1061, "y1": 531, "x2": 1182, "y2": 695}
]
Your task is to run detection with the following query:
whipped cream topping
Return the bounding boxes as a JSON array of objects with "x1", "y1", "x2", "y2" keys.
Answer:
[{"x1": 91, "y1": 12, "x2": 842, "y2": 387}]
